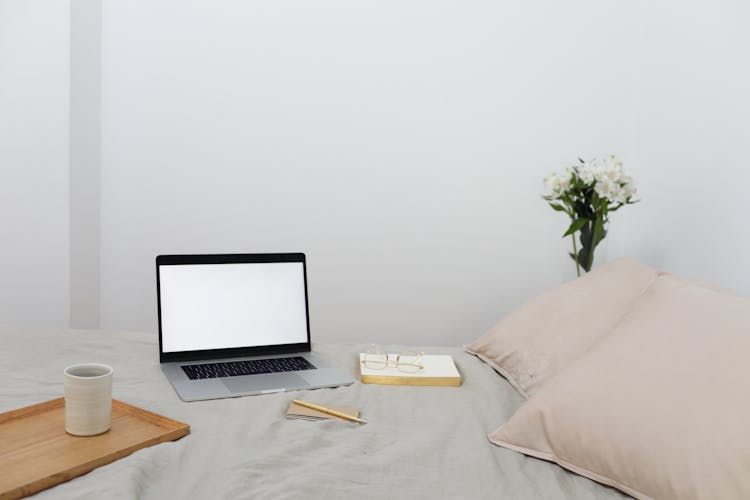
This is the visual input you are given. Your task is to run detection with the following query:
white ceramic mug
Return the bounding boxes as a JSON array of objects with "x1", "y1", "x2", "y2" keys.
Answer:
[{"x1": 64, "y1": 363, "x2": 113, "y2": 436}]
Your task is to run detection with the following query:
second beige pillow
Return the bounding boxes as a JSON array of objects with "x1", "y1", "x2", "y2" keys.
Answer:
[{"x1": 489, "y1": 274, "x2": 750, "y2": 499}]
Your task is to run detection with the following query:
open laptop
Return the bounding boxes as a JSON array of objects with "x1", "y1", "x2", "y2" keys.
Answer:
[{"x1": 156, "y1": 253, "x2": 354, "y2": 401}]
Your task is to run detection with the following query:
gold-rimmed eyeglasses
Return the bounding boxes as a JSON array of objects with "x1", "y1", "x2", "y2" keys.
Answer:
[{"x1": 361, "y1": 344, "x2": 424, "y2": 374}]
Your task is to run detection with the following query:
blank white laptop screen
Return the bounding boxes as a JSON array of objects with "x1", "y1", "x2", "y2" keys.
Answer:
[{"x1": 159, "y1": 262, "x2": 308, "y2": 353}]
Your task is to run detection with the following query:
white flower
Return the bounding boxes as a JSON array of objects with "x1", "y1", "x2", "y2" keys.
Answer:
[
  {"x1": 546, "y1": 156, "x2": 637, "y2": 204},
  {"x1": 595, "y1": 177, "x2": 628, "y2": 203},
  {"x1": 577, "y1": 162, "x2": 596, "y2": 184},
  {"x1": 594, "y1": 178, "x2": 615, "y2": 199},
  {"x1": 595, "y1": 174, "x2": 631, "y2": 204},
  {"x1": 544, "y1": 173, "x2": 562, "y2": 196},
  {"x1": 611, "y1": 186, "x2": 627, "y2": 204},
  {"x1": 600, "y1": 156, "x2": 623, "y2": 182},
  {"x1": 593, "y1": 160, "x2": 608, "y2": 183},
  {"x1": 622, "y1": 180, "x2": 637, "y2": 199},
  {"x1": 619, "y1": 169, "x2": 637, "y2": 200},
  {"x1": 559, "y1": 167, "x2": 573, "y2": 192}
]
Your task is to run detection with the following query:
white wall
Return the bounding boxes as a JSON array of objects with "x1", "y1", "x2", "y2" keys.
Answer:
[
  {"x1": 99, "y1": 0, "x2": 639, "y2": 344},
  {"x1": 3, "y1": 1, "x2": 748, "y2": 344},
  {"x1": 0, "y1": 1, "x2": 71, "y2": 327},
  {"x1": 608, "y1": 0, "x2": 750, "y2": 294}
]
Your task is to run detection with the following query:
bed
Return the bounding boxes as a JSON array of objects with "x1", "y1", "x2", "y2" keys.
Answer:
[
  {"x1": 6, "y1": 258, "x2": 748, "y2": 499},
  {"x1": 1, "y1": 326, "x2": 628, "y2": 500}
]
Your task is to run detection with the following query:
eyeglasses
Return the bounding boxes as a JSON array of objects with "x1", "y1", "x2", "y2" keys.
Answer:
[{"x1": 361, "y1": 344, "x2": 424, "y2": 374}]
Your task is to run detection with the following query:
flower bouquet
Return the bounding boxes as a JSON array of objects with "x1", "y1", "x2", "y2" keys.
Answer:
[{"x1": 544, "y1": 155, "x2": 638, "y2": 276}]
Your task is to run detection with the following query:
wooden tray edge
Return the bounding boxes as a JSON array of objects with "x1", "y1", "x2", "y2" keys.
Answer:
[
  {"x1": 0, "y1": 399, "x2": 190, "y2": 500},
  {"x1": 0, "y1": 399, "x2": 189, "y2": 432},
  {"x1": 6, "y1": 425, "x2": 190, "y2": 500},
  {"x1": 112, "y1": 399, "x2": 190, "y2": 431},
  {"x1": 0, "y1": 398, "x2": 65, "y2": 425}
]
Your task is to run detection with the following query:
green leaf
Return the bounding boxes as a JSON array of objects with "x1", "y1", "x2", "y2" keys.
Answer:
[
  {"x1": 569, "y1": 251, "x2": 580, "y2": 266},
  {"x1": 592, "y1": 215, "x2": 604, "y2": 248},
  {"x1": 563, "y1": 217, "x2": 588, "y2": 237},
  {"x1": 548, "y1": 203, "x2": 567, "y2": 212}
]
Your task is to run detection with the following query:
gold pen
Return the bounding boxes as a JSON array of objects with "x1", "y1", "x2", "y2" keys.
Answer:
[{"x1": 291, "y1": 399, "x2": 367, "y2": 424}]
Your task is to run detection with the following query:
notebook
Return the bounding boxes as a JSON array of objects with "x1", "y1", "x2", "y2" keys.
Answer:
[{"x1": 358, "y1": 353, "x2": 461, "y2": 387}]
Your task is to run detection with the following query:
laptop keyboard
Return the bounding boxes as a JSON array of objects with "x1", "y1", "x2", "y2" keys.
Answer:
[{"x1": 181, "y1": 356, "x2": 316, "y2": 380}]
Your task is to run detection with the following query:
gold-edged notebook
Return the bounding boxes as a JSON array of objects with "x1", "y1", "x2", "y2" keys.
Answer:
[
  {"x1": 286, "y1": 402, "x2": 360, "y2": 421},
  {"x1": 358, "y1": 354, "x2": 461, "y2": 387}
]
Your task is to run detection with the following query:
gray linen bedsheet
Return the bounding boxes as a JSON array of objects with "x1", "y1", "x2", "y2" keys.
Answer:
[{"x1": 1, "y1": 327, "x2": 629, "y2": 500}]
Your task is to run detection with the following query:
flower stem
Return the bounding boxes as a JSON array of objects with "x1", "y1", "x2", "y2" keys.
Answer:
[{"x1": 571, "y1": 231, "x2": 581, "y2": 277}]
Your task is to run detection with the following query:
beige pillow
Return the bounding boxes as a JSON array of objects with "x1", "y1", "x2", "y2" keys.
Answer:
[
  {"x1": 465, "y1": 258, "x2": 657, "y2": 397},
  {"x1": 490, "y1": 274, "x2": 750, "y2": 500}
]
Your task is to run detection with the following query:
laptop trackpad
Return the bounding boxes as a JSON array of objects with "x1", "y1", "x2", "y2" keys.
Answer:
[{"x1": 222, "y1": 372, "x2": 307, "y2": 394}]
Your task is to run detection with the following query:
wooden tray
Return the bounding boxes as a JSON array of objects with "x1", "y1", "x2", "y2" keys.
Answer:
[{"x1": 0, "y1": 398, "x2": 190, "y2": 500}]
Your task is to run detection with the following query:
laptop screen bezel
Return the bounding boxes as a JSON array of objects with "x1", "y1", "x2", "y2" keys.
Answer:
[{"x1": 156, "y1": 253, "x2": 312, "y2": 363}]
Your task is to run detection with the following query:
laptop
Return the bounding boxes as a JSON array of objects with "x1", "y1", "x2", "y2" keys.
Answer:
[{"x1": 156, "y1": 253, "x2": 354, "y2": 401}]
